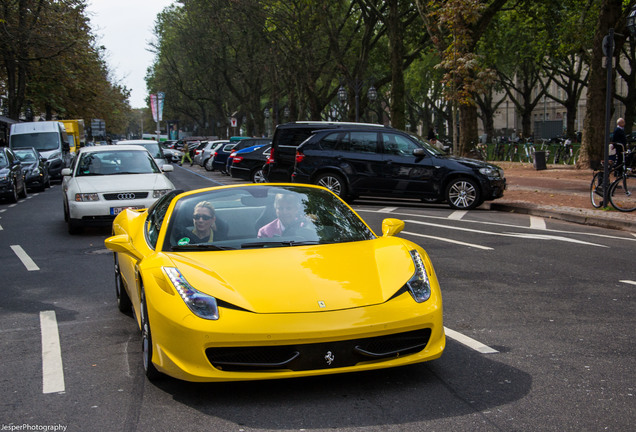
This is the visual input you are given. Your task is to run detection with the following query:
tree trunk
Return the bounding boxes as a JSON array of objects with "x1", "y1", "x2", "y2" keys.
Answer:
[
  {"x1": 458, "y1": 103, "x2": 479, "y2": 156},
  {"x1": 579, "y1": 0, "x2": 622, "y2": 169},
  {"x1": 388, "y1": 0, "x2": 405, "y2": 129}
]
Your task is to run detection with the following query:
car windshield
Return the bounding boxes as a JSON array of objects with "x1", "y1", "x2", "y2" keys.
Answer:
[
  {"x1": 76, "y1": 150, "x2": 160, "y2": 176},
  {"x1": 10, "y1": 132, "x2": 60, "y2": 151},
  {"x1": 0, "y1": 153, "x2": 8, "y2": 168},
  {"x1": 163, "y1": 185, "x2": 375, "y2": 251},
  {"x1": 14, "y1": 149, "x2": 37, "y2": 162},
  {"x1": 137, "y1": 143, "x2": 163, "y2": 158},
  {"x1": 408, "y1": 133, "x2": 446, "y2": 156}
]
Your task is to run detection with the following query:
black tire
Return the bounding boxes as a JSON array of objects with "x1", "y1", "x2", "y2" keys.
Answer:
[
  {"x1": 18, "y1": 179, "x2": 27, "y2": 198},
  {"x1": 590, "y1": 172, "x2": 604, "y2": 208},
  {"x1": 8, "y1": 181, "x2": 18, "y2": 203},
  {"x1": 314, "y1": 172, "x2": 347, "y2": 199},
  {"x1": 140, "y1": 285, "x2": 162, "y2": 380},
  {"x1": 203, "y1": 158, "x2": 212, "y2": 171},
  {"x1": 114, "y1": 254, "x2": 132, "y2": 313},
  {"x1": 251, "y1": 167, "x2": 266, "y2": 183},
  {"x1": 608, "y1": 175, "x2": 636, "y2": 212},
  {"x1": 445, "y1": 177, "x2": 482, "y2": 210}
]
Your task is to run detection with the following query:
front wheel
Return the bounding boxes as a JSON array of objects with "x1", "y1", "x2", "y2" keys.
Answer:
[
  {"x1": 140, "y1": 285, "x2": 162, "y2": 380},
  {"x1": 114, "y1": 254, "x2": 132, "y2": 313},
  {"x1": 608, "y1": 175, "x2": 636, "y2": 212},
  {"x1": 445, "y1": 178, "x2": 482, "y2": 210},
  {"x1": 590, "y1": 172, "x2": 605, "y2": 208},
  {"x1": 314, "y1": 173, "x2": 347, "y2": 199}
]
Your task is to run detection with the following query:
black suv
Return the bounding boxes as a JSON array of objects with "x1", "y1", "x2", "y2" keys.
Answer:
[
  {"x1": 264, "y1": 121, "x2": 387, "y2": 182},
  {"x1": 292, "y1": 127, "x2": 506, "y2": 210}
]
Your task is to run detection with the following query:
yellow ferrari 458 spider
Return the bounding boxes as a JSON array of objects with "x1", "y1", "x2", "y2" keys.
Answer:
[{"x1": 105, "y1": 184, "x2": 445, "y2": 382}]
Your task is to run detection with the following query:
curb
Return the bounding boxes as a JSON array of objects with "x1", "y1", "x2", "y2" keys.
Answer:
[{"x1": 488, "y1": 202, "x2": 636, "y2": 233}]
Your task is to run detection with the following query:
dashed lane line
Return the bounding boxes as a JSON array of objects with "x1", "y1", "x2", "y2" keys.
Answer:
[
  {"x1": 10, "y1": 245, "x2": 40, "y2": 271},
  {"x1": 448, "y1": 210, "x2": 468, "y2": 220},
  {"x1": 402, "y1": 231, "x2": 493, "y2": 250},
  {"x1": 530, "y1": 216, "x2": 546, "y2": 230},
  {"x1": 619, "y1": 280, "x2": 636, "y2": 286},
  {"x1": 444, "y1": 327, "x2": 499, "y2": 354},
  {"x1": 40, "y1": 310, "x2": 65, "y2": 394}
]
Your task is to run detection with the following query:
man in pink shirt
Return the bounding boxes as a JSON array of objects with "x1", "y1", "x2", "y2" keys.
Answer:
[{"x1": 258, "y1": 193, "x2": 305, "y2": 238}]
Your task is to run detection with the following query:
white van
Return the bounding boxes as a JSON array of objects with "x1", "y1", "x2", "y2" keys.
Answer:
[{"x1": 9, "y1": 121, "x2": 71, "y2": 181}]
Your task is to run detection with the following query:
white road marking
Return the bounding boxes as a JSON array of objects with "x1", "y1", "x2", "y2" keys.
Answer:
[
  {"x1": 530, "y1": 216, "x2": 546, "y2": 230},
  {"x1": 40, "y1": 311, "x2": 65, "y2": 394},
  {"x1": 8, "y1": 204, "x2": 17, "y2": 208},
  {"x1": 619, "y1": 280, "x2": 636, "y2": 286},
  {"x1": 357, "y1": 208, "x2": 636, "y2": 242},
  {"x1": 403, "y1": 231, "x2": 493, "y2": 250},
  {"x1": 0, "y1": 224, "x2": 3, "y2": 230},
  {"x1": 445, "y1": 327, "x2": 499, "y2": 354},
  {"x1": 0, "y1": 209, "x2": 5, "y2": 213},
  {"x1": 448, "y1": 210, "x2": 468, "y2": 220},
  {"x1": 378, "y1": 207, "x2": 398, "y2": 213},
  {"x1": 10, "y1": 245, "x2": 40, "y2": 271},
  {"x1": 405, "y1": 220, "x2": 607, "y2": 247}
]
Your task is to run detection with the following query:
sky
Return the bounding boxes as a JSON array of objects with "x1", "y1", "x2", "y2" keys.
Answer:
[{"x1": 86, "y1": 0, "x2": 176, "y2": 109}]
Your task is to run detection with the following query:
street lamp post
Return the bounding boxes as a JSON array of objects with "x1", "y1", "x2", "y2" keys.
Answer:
[{"x1": 338, "y1": 78, "x2": 377, "y2": 122}]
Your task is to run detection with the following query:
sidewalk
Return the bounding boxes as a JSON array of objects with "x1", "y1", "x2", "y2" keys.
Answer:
[{"x1": 487, "y1": 162, "x2": 636, "y2": 232}]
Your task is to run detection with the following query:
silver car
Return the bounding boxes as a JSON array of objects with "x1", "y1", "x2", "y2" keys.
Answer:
[
  {"x1": 116, "y1": 139, "x2": 171, "y2": 169},
  {"x1": 195, "y1": 140, "x2": 229, "y2": 171}
]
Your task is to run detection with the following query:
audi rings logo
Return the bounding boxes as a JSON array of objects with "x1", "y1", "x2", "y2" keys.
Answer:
[{"x1": 117, "y1": 193, "x2": 136, "y2": 200}]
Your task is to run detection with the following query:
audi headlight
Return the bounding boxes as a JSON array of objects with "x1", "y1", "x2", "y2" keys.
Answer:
[
  {"x1": 153, "y1": 189, "x2": 172, "y2": 198},
  {"x1": 406, "y1": 250, "x2": 432, "y2": 303},
  {"x1": 164, "y1": 267, "x2": 219, "y2": 320},
  {"x1": 75, "y1": 193, "x2": 99, "y2": 201}
]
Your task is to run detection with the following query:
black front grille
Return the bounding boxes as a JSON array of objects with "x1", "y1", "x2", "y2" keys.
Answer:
[
  {"x1": 103, "y1": 192, "x2": 149, "y2": 201},
  {"x1": 206, "y1": 328, "x2": 431, "y2": 372}
]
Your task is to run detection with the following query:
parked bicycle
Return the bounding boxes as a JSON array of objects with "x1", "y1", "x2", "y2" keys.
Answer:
[
  {"x1": 590, "y1": 146, "x2": 636, "y2": 211},
  {"x1": 519, "y1": 139, "x2": 535, "y2": 163},
  {"x1": 553, "y1": 138, "x2": 574, "y2": 164}
]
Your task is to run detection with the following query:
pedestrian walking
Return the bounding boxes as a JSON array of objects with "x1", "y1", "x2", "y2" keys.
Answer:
[{"x1": 180, "y1": 141, "x2": 193, "y2": 166}]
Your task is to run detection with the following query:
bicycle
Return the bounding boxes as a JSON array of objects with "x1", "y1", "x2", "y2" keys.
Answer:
[
  {"x1": 590, "y1": 146, "x2": 636, "y2": 211},
  {"x1": 519, "y1": 140, "x2": 535, "y2": 163},
  {"x1": 507, "y1": 141, "x2": 519, "y2": 162},
  {"x1": 608, "y1": 148, "x2": 636, "y2": 212}
]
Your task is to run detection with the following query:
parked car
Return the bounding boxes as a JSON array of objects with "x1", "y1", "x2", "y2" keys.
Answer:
[
  {"x1": 230, "y1": 144, "x2": 271, "y2": 182},
  {"x1": 194, "y1": 140, "x2": 229, "y2": 168},
  {"x1": 225, "y1": 138, "x2": 272, "y2": 174},
  {"x1": 210, "y1": 142, "x2": 238, "y2": 173},
  {"x1": 0, "y1": 147, "x2": 28, "y2": 202},
  {"x1": 12, "y1": 147, "x2": 51, "y2": 191},
  {"x1": 104, "y1": 183, "x2": 445, "y2": 382},
  {"x1": 292, "y1": 127, "x2": 506, "y2": 210},
  {"x1": 116, "y1": 139, "x2": 171, "y2": 169},
  {"x1": 264, "y1": 121, "x2": 386, "y2": 182},
  {"x1": 61, "y1": 145, "x2": 175, "y2": 234},
  {"x1": 203, "y1": 141, "x2": 229, "y2": 171},
  {"x1": 161, "y1": 141, "x2": 183, "y2": 163}
]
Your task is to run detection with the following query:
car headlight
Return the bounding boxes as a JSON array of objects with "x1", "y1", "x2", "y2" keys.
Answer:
[
  {"x1": 153, "y1": 189, "x2": 172, "y2": 198},
  {"x1": 74, "y1": 193, "x2": 99, "y2": 201},
  {"x1": 479, "y1": 167, "x2": 497, "y2": 177},
  {"x1": 406, "y1": 250, "x2": 432, "y2": 303},
  {"x1": 164, "y1": 267, "x2": 219, "y2": 320}
]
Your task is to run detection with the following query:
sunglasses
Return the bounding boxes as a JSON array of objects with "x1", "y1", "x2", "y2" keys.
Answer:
[{"x1": 193, "y1": 214, "x2": 213, "y2": 220}]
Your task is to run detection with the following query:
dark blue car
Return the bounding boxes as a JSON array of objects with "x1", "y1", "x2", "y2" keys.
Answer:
[{"x1": 223, "y1": 138, "x2": 272, "y2": 175}]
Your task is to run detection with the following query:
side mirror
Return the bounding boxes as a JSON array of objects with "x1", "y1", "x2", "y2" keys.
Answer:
[
  {"x1": 413, "y1": 148, "x2": 427, "y2": 158},
  {"x1": 104, "y1": 234, "x2": 143, "y2": 261},
  {"x1": 62, "y1": 142, "x2": 70, "y2": 152},
  {"x1": 381, "y1": 218, "x2": 405, "y2": 237},
  {"x1": 162, "y1": 164, "x2": 174, "y2": 172},
  {"x1": 61, "y1": 168, "x2": 72, "y2": 176}
]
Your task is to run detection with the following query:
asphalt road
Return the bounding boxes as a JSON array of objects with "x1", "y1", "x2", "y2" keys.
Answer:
[{"x1": 0, "y1": 166, "x2": 634, "y2": 432}]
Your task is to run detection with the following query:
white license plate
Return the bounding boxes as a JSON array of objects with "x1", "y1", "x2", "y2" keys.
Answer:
[{"x1": 110, "y1": 206, "x2": 143, "y2": 215}]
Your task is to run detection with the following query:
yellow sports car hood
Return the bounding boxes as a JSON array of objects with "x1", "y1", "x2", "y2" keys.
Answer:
[{"x1": 166, "y1": 238, "x2": 418, "y2": 314}]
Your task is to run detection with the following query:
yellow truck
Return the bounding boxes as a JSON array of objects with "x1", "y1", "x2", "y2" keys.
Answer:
[{"x1": 60, "y1": 119, "x2": 85, "y2": 153}]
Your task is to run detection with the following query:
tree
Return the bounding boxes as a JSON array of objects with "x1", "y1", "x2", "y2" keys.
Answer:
[
  {"x1": 579, "y1": 0, "x2": 634, "y2": 168},
  {"x1": 416, "y1": 0, "x2": 508, "y2": 156}
]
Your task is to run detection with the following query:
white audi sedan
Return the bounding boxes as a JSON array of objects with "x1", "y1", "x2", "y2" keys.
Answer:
[{"x1": 62, "y1": 145, "x2": 175, "y2": 234}]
